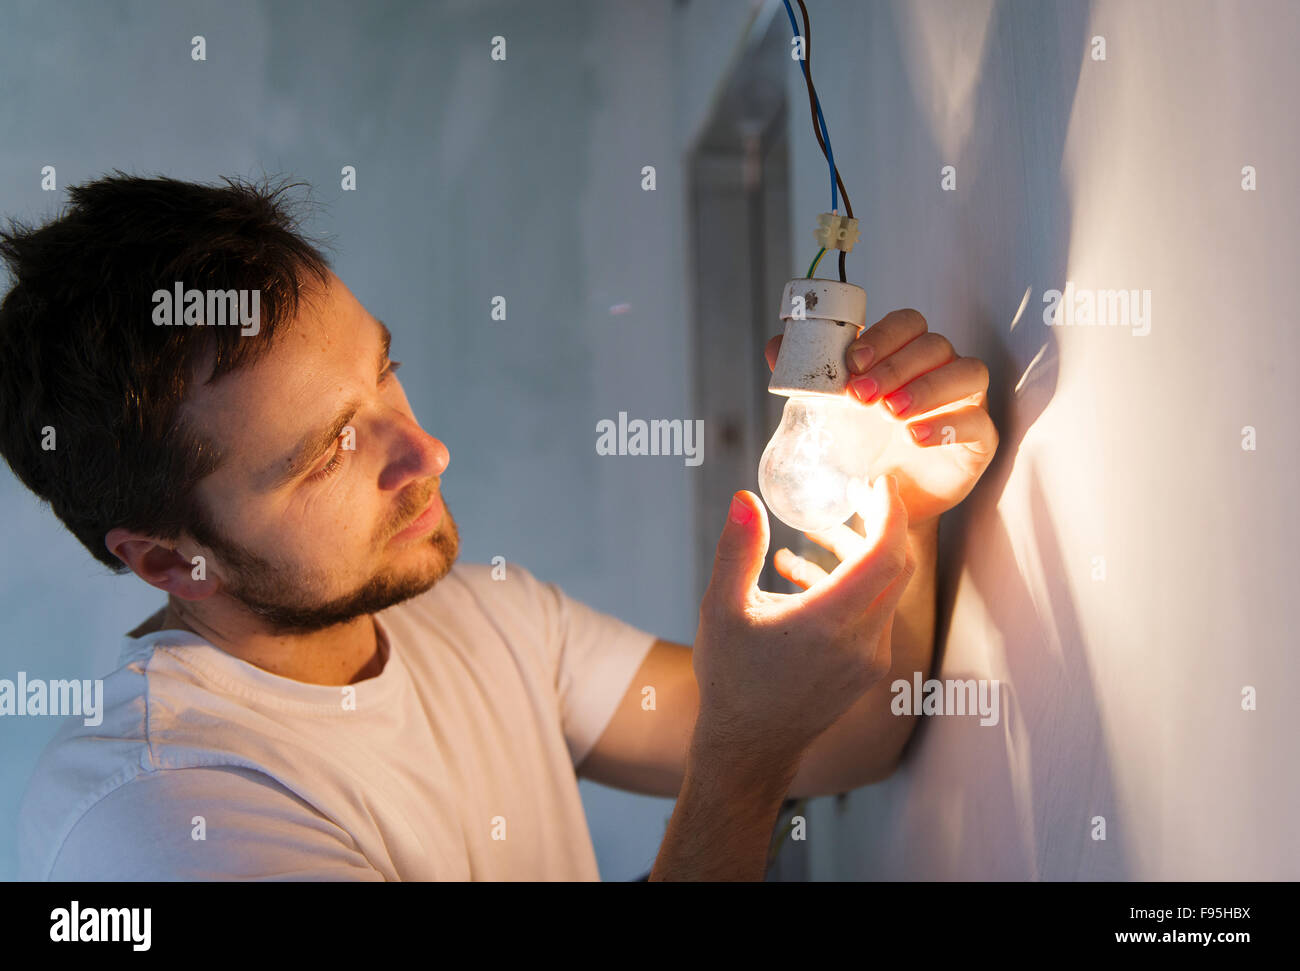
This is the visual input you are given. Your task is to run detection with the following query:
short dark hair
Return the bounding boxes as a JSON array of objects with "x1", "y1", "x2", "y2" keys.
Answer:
[{"x1": 0, "y1": 173, "x2": 331, "y2": 572}]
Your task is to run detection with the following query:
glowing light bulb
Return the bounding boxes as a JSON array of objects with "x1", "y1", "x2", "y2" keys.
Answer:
[
  {"x1": 758, "y1": 394, "x2": 884, "y2": 532},
  {"x1": 760, "y1": 275, "x2": 884, "y2": 532}
]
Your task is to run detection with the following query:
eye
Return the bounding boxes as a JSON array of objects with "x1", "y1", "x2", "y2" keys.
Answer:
[
  {"x1": 307, "y1": 360, "x2": 401, "y2": 484},
  {"x1": 309, "y1": 436, "x2": 347, "y2": 481}
]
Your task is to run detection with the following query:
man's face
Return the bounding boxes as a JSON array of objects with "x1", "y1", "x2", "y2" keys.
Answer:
[{"x1": 179, "y1": 270, "x2": 457, "y2": 633}]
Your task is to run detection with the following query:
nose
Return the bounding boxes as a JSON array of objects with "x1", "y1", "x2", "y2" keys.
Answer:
[
  {"x1": 378, "y1": 411, "x2": 449, "y2": 491},
  {"x1": 421, "y1": 431, "x2": 450, "y2": 478}
]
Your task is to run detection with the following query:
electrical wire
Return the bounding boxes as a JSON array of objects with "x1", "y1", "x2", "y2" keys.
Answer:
[
  {"x1": 782, "y1": 0, "x2": 855, "y2": 281},
  {"x1": 806, "y1": 246, "x2": 826, "y2": 278},
  {"x1": 780, "y1": 0, "x2": 836, "y2": 213},
  {"x1": 795, "y1": 0, "x2": 854, "y2": 221}
]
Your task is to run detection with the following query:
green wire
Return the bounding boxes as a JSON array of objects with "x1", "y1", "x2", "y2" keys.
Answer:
[{"x1": 806, "y1": 247, "x2": 826, "y2": 278}]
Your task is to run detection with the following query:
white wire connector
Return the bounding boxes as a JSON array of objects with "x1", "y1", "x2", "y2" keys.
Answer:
[{"x1": 813, "y1": 212, "x2": 860, "y2": 252}]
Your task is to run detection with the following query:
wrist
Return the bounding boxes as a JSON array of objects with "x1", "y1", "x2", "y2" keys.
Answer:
[
  {"x1": 652, "y1": 719, "x2": 799, "y2": 882},
  {"x1": 689, "y1": 713, "x2": 803, "y2": 800}
]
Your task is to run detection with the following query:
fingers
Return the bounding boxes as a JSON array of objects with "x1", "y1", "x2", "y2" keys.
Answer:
[
  {"x1": 843, "y1": 309, "x2": 991, "y2": 419},
  {"x1": 845, "y1": 309, "x2": 930, "y2": 376},
  {"x1": 764, "y1": 333, "x2": 782, "y2": 372},
  {"x1": 875, "y1": 356, "x2": 990, "y2": 419},
  {"x1": 704, "y1": 490, "x2": 771, "y2": 612},
  {"x1": 905, "y1": 402, "x2": 999, "y2": 456},
  {"x1": 776, "y1": 519, "x2": 870, "y2": 592},
  {"x1": 776, "y1": 308, "x2": 994, "y2": 447},
  {"x1": 799, "y1": 474, "x2": 913, "y2": 622},
  {"x1": 773, "y1": 547, "x2": 830, "y2": 590},
  {"x1": 848, "y1": 330, "x2": 955, "y2": 406},
  {"x1": 803, "y1": 521, "x2": 865, "y2": 562}
]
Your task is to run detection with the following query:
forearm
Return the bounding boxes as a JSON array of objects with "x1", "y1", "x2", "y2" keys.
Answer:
[
  {"x1": 649, "y1": 721, "x2": 801, "y2": 881},
  {"x1": 789, "y1": 516, "x2": 939, "y2": 796},
  {"x1": 892, "y1": 516, "x2": 939, "y2": 692}
]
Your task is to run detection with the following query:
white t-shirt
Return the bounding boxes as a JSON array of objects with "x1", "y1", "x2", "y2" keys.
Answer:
[{"x1": 17, "y1": 562, "x2": 659, "y2": 881}]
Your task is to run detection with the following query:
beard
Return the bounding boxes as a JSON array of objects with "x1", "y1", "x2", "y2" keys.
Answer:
[{"x1": 191, "y1": 495, "x2": 460, "y2": 635}]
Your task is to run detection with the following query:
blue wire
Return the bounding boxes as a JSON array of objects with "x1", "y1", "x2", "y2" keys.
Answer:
[{"x1": 782, "y1": 0, "x2": 837, "y2": 213}]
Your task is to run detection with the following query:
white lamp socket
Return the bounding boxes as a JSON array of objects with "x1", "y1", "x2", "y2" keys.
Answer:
[{"x1": 768, "y1": 278, "x2": 868, "y2": 397}]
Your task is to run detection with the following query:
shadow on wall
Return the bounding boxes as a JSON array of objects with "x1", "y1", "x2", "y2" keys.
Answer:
[{"x1": 881, "y1": 0, "x2": 1133, "y2": 879}]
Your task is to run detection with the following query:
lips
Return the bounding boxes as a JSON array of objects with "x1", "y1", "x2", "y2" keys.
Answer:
[{"x1": 390, "y1": 489, "x2": 442, "y2": 543}]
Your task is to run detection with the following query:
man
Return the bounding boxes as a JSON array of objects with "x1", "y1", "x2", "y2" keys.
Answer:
[{"x1": 2, "y1": 175, "x2": 996, "y2": 881}]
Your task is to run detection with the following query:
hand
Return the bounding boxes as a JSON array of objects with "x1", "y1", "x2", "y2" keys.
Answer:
[
  {"x1": 765, "y1": 308, "x2": 997, "y2": 527},
  {"x1": 692, "y1": 475, "x2": 915, "y2": 771}
]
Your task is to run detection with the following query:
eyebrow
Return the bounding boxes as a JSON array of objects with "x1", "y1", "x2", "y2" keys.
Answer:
[{"x1": 263, "y1": 319, "x2": 393, "y2": 488}]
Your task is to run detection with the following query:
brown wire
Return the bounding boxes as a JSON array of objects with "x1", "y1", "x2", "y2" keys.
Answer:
[{"x1": 795, "y1": 0, "x2": 853, "y2": 280}]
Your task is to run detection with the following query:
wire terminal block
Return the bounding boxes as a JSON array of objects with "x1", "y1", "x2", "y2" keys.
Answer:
[{"x1": 813, "y1": 212, "x2": 860, "y2": 252}]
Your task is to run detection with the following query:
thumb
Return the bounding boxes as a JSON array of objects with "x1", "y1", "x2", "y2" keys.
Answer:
[
  {"x1": 764, "y1": 333, "x2": 783, "y2": 372},
  {"x1": 707, "y1": 491, "x2": 770, "y2": 607}
]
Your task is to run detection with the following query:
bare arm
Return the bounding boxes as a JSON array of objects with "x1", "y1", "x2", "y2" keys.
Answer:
[{"x1": 648, "y1": 719, "x2": 799, "y2": 881}]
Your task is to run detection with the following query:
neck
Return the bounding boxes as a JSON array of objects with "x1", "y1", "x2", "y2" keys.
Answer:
[{"x1": 153, "y1": 596, "x2": 386, "y2": 686}]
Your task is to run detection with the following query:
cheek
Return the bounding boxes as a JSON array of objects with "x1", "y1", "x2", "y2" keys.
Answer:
[{"x1": 289, "y1": 481, "x2": 380, "y2": 552}]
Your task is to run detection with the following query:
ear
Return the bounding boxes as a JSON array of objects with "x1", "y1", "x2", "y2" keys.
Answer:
[{"x1": 104, "y1": 527, "x2": 219, "y2": 601}]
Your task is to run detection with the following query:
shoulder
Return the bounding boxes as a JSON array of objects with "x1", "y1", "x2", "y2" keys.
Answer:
[
  {"x1": 16, "y1": 657, "x2": 157, "y2": 879},
  {"x1": 16, "y1": 640, "x2": 304, "y2": 881},
  {"x1": 41, "y1": 766, "x2": 381, "y2": 881}
]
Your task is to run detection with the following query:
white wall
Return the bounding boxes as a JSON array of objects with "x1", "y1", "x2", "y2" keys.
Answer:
[
  {"x1": 790, "y1": 0, "x2": 1300, "y2": 879},
  {"x1": 0, "y1": 0, "x2": 762, "y2": 882}
]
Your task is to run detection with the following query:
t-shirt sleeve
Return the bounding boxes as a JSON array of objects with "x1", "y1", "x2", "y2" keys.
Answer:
[
  {"x1": 45, "y1": 766, "x2": 386, "y2": 882},
  {"x1": 514, "y1": 566, "x2": 659, "y2": 768}
]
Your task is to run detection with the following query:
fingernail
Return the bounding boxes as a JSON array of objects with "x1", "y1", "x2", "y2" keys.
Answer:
[
  {"x1": 849, "y1": 346, "x2": 874, "y2": 372},
  {"x1": 849, "y1": 376, "x2": 879, "y2": 403},
  {"x1": 910, "y1": 423, "x2": 931, "y2": 443},
  {"x1": 884, "y1": 390, "x2": 912, "y2": 416},
  {"x1": 728, "y1": 494, "x2": 753, "y2": 525}
]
